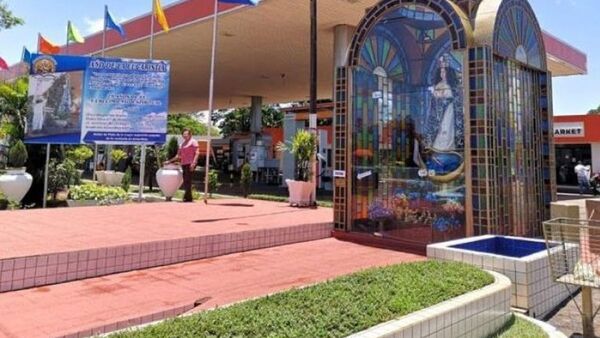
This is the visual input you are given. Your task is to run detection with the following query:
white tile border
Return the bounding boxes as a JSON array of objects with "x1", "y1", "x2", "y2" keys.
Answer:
[
  {"x1": 428, "y1": 235, "x2": 578, "y2": 318},
  {"x1": 349, "y1": 271, "x2": 511, "y2": 338}
]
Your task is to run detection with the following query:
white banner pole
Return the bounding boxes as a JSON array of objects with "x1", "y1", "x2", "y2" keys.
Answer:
[
  {"x1": 203, "y1": 0, "x2": 219, "y2": 204},
  {"x1": 42, "y1": 143, "x2": 50, "y2": 208}
]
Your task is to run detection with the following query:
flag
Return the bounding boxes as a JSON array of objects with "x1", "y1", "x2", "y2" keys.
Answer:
[
  {"x1": 0, "y1": 57, "x2": 7, "y2": 70},
  {"x1": 219, "y1": 0, "x2": 262, "y2": 4},
  {"x1": 67, "y1": 21, "x2": 85, "y2": 44},
  {"x1": 39, "y1": 34, "x2": 60, "y2": 54},
  {"x1": 153, "y1": 0, "x2": 169, "y2": 32},
  {"x1": 105, "y1": 6, "x2": 126, "y2": 38},
  {"x1": 21, "y1": 47, "x2": 31, "y2": 63}
]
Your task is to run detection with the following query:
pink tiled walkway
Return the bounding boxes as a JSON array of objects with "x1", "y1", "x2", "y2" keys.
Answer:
[
  {"x1": 0, "y1": 239, "x2": 423, "y2": 338},
  {"x1": 0, "y1": 199, "x2": 331, "y2": 258},
  {"x1": 0, "y1": 199, "x2": 333, "y2": 292}
]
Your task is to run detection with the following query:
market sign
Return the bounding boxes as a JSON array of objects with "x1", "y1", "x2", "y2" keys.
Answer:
[{"x1": 554, "y1": 122, "x2": 584, "y2": 137}]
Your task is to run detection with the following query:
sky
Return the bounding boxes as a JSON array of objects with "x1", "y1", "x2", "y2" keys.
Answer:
[{"x1": 0, "y1": 0, "x2": 597, "y2": 115}]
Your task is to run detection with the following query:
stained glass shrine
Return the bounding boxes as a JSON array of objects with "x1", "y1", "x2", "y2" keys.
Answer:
[{"x1": 332, "y1": 0, "x2": 554, "y2": 251}]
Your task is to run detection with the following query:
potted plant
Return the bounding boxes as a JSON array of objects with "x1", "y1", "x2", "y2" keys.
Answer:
[
  {"x1": 47, "y1": 159, "x2": 70, "y2": 200},
  {"x1": 0, "y1": 140, "x2": 32, "y2": 203},
  {"x1": 103, "y1": 149, "x2": 127, "y2": 186},
  {"x1": 240, "y1": 162, "x2": 252, "y2": 198},
  {"x1": 278, "y1": 129, "x2": 317, "y2": 207},
  {"x1": 208, "y1": 169, "x2": 221, "y2": 198},
  {"x1": 66, "y1": 145, "x2": 93, "y2": 179},
  {"x1": 156, "y1": 137, "x2": 182, "y2": 201}
]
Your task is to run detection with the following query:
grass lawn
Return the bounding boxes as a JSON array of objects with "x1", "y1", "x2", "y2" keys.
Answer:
[
  {"x1": 489, "y1": 315, "x2": 548, "y2": 338},
  {"x1": 112, "y1": 261, "x2": 493, "y2": 338}
]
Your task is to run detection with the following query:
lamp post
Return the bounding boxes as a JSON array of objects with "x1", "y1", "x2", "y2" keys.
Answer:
[{"x1": 309, "y1": 0, "x2": 318, "y2": 205}]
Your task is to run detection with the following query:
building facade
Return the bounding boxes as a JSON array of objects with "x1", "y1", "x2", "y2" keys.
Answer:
[
  {"x1": 333, "y1": 0, "x2": 554, "y2": 250},
  {"x1": 554, "y1": 115, "x2": 600, "y2": 186}
]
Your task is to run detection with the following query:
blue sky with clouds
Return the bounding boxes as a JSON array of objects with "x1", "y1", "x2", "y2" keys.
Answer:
[{"x1": 0, "y1": 0, "x2": 596, "y2": 115}]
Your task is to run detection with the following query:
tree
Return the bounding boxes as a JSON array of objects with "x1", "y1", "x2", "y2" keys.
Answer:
[
  {"x1": 588, "y1": 105, "x2": 600, "y2": 115},
  {"x1": 214, "y1": 105, "x2": 283, "y2": 137},
  {"x1": 0, "y1": 1, "x2": 23, "y2": 32},
  {"x1": 167, "y1": 114, "x2": 218, "y2": 136},
  {"x1": 0, "y1": 78, "x2": 28, "y2": 142}
]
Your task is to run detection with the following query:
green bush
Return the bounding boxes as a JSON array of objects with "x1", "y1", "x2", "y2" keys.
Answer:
[
  {"x1": 69, "y1": 184, "x2": 129, "y2": 205},
  {"x1": 240, "y1": 163, "x2": 252, "y2": 198},
  {"x1": 121, "y1": 167, "x2": 132, "y2": 192},
  {"x1": 166, "y1": 136, "x2": 179, "y2": 160},
  {"x1": 208, "y1": 170, "x2": 220, "y2": 197},
  {"x1": 277, "y1": 129, "x2": 317, "y2": 181},
  {"x1": 111, "y1": 149, "x2": 127, "y2": 164},
  {"x1": 8, "y1": 140, "x2": 27, "y2": 168},
  {"x1": 111, "y1": 261, "x2": 493, "y2": 338},
  {"x1": 48, "y1": 159, "x2": 71, "y2": 200},
  {"x1": 66, "y1": 146, "x2": 93, "y2": 168},
  {"x1": 490, "y1": 315, "x2": 547, "y2": 338}
]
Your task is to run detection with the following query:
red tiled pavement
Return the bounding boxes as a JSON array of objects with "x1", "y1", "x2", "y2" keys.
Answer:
[
  {"x1": 0, "y1": 239, "x2": 423, "y2": 338},
  {"x1": 0, "y1": 199, "x2": 332, "y2": 258}
]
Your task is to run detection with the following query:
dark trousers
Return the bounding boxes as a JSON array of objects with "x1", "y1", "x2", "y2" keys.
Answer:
[{"x1": 182, "y1": 164, "x2": 194, "y2": 202}]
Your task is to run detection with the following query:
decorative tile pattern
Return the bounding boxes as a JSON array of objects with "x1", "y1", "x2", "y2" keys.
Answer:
[
  {"x1": 429, "y1": 235, "x2": 577, "y2": 318},
  {"x1": 333, "y1": 0, "x2": 553, "y2": 245},
  {"x1": 334, "y1": 66, "x2": 348, "y2": 230},
  {"x1": 0, "y1": 222, "x2": 333, "y2": 293}
]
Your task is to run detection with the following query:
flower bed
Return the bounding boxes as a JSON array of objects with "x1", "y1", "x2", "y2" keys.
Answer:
[
  {"x1": 111, "y1": 261, "x2": 493, "y2": 338},
  {"x1": 68, "y1": 184, "x2": 129, "y2": 207}
]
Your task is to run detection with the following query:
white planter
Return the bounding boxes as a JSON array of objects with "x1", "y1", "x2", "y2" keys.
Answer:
[
  {"x1": 104, "y1": 171, "x2": 125, "y2": 187},
  {"x1": 156, "y1": 164, "x2": 183, "y2": 200},
  {"x1": 0, "y1": 168, "x2": 33, "y2": 203},
  {"x1": 96, "y1": 171, "x2": 106, "y2": 185},
  {"x1": 285, "y1": 179, "x2": 313, "y2": 207}
]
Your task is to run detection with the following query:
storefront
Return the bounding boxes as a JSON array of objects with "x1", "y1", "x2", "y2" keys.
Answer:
[
  {"x1": 554, "y1": 115, "x2": 600, "y2": 186},
  {"x1": 333, "y1": 0, "x2": 555, "y2": 251}
]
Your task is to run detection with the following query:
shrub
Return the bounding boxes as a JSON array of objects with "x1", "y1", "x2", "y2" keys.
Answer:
[
  {"x1": 69, "y1": 184, "x2": 129, "y2": 205},
  {"x1": 277, "y1": 129, "x2": 317, "y2": 181},
  {"x1": 110, "y1": 261, "x2": 493, "y2": 338},
  {"x1": 208, "y1": 170, "x2": 220, "y2": 197},
  {"x1": 66, "y1": 146, "x2": 93, "y2": 169},
  {"x1": 166, "y1": 136, "x2": 179, "y2": 160},
  {"x1": 240, "y1": 163, "x2": 252, "y2": 198},
  {"x1": 48, "y1": 159, "x2": 70, "y2": 200},
  {"x1": 111, "y1": 149, "x2": 127, "y2": 167},
  {"x1": 121, "y1": 166, "x2": 132, "y2": 192},
  {"x1": 8, "y1": 140, "x2": 27, "y2": 168}
]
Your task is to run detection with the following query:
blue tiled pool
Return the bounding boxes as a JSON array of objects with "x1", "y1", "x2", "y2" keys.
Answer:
[{"x1": 450, "y1": 236, "x2": 550, "y2": 258}]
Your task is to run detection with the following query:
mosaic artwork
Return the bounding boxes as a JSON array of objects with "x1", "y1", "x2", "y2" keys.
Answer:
[
  {"x1": 334, "y1": 0, "x2": 553, "y2": 247},
  {"x1": 350, "y1": 5, "x2": 466, "y2": 245}
]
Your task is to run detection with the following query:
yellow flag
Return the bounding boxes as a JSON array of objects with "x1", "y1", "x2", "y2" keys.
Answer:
[{"x1": 153, "y1": 0, "x2": 170, "y2": 32}]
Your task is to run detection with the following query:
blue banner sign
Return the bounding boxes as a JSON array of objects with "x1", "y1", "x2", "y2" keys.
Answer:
[
  {"x1": 24, "y1": 54, "x2": 170, "y2": 145},
  {"x1": 81, "y1": 57, "x2": 170, "y2": 144}
]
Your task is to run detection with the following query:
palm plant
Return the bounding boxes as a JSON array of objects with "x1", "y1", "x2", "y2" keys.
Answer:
[{"x1": 277, "y1": 129, "x2": 317, "y2": 182}]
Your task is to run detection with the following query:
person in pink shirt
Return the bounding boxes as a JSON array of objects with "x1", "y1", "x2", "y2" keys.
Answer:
[{"x1": 164, "y1": 128, "x2": 199, "y2": 202}]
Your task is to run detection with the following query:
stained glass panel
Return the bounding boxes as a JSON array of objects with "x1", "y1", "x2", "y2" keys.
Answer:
[{"x1": 350, "y1": 4, "x2": 466, "y2": 245}]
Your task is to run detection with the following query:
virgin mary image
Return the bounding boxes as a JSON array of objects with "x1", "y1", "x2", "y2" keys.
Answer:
[{"x1": 414, "y1": 54, "x2": 464, "y2": 183}]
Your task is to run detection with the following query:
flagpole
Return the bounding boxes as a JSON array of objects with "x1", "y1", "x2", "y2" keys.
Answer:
[
  {"x1": 102, "y1": 7, "x2": 107, "y2": 57},
  {"x1": 66, "y1": 21, "x2": 70, "y2": 55},
  {"x1": 36, "y1": 32, "x2": 51, "y2": 208},
  {"x1": 93, "y1": 7, "x2": 109, "y2": 183},
  {"x1": 203, "y1": 0, "x2": 219, "y2": 204},
  {"x1": 138, "y1": 1, "x2": 156, "y2": 201}
]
